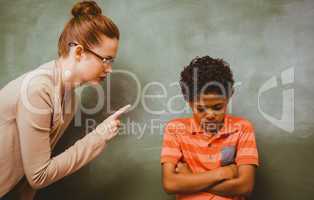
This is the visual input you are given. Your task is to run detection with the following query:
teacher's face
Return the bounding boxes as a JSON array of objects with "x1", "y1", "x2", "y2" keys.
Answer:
[{"x1": 73, "y1": 35, "x2": 119, "y2": 85}]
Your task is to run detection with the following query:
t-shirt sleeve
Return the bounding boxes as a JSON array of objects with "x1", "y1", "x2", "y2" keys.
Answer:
[
  {"x1": 235, "y1": 121, "x2": 259, "y2": 167},
  {"x1": 160, "y1": 121, "x2": 183, "y2": 165}
]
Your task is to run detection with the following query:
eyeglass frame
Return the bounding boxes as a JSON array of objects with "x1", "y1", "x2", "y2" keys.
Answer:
[{"x1": 68, "y1": 42, "x2": 115, "y2": 65}]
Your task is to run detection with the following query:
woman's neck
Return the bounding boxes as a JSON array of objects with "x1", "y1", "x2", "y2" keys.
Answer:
[{"x1": 55, "y1": 57, "x2": 77, "y2": 98}]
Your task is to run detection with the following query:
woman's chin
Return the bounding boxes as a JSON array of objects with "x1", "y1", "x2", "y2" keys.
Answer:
[{"x1": 87, "y1": 79, "x2": 102, "y2": 85}]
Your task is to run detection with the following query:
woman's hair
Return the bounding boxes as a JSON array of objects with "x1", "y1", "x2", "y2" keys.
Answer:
[{"x1": 58, "y1": 0, "x2": 120, "y2": 57}]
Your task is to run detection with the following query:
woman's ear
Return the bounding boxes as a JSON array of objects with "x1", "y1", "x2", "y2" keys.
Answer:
[
  {"x1": 74, "y1": 45, "x2": 84, "y2": 61},
  {"x1": 68, "y1": 44, "x2": 84, "y2": 61}
]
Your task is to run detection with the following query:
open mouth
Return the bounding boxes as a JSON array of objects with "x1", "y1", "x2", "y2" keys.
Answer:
[{"x1": 99, "y1": 76, "x2": 106, "y2": 81}]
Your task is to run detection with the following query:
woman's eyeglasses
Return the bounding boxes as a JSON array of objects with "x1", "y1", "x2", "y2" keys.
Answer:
[{"x1": 68, "y1": 42, "x2": 115, "y2": 65}]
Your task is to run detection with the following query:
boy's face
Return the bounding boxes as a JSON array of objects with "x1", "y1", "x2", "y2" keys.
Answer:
[{"x1": 189, "y1": 93, "x2": 229, "y2": 134}]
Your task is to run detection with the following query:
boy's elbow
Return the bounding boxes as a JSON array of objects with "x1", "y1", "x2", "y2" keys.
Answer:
[
  {"x1": 162, "y1": 178, "x2": 178, "y2": 194},
  {"x1": 244, "y1": 186, "x2": 254, "y2": 197},
  {"x1": 239, "y1": 183, "x2": 254, "y2": 197}
]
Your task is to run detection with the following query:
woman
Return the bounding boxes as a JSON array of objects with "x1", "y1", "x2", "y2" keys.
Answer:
[{"x1": 0, "y1": 1, "x2": 128, "y2": 199}]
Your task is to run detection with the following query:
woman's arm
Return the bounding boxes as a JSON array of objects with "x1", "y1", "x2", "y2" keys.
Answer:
[{"x1": 16, "y1": 84, "x2": 108, "y2": 189}]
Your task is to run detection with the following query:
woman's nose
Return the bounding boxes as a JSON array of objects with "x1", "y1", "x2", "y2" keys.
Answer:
[
  {"x1": 106, "y1": 68, "x2": 112, "y2": 73},
  {"x1": 104, "y1": 65, "x2": 112, "y2": 73}
]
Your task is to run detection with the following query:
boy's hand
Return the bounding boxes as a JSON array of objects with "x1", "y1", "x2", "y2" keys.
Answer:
[
  {"x1": 218, "y1": 164, "x2": 238, "y2": 180},
  {"x1": 175, "y1": 162, "x2": 192, "y2": 174},
  {"x1": 175, "y1": 162, "x2": 237, "y2": 180}
]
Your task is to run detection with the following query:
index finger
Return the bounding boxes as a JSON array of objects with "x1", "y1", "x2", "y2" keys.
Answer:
[{"x1": 107, "y1": 104, "x2": 131, "y2": 120}]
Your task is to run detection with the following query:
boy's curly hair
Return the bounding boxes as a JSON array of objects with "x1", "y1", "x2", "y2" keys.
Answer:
[{"x1": 180, "y1": 56, "x2": 234, "y2": 101}]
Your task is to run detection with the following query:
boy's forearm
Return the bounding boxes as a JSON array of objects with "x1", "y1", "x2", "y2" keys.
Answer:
[
  {"x1": 206, "y1": 165, "x2": 256, "y2": 198},
  {"x1": 164, "y1": 168, "x2": 226, "y2": 194},
  {"x1": 206, "y1": 177, "x2": 251, "y2": 198}
]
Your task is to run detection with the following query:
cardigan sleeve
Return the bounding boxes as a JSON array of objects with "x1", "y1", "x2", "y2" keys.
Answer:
[{"x1": 16, "y1": 79, "x2": 107, "y2": 189}]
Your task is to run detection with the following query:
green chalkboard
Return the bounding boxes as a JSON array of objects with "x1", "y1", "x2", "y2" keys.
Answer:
[{"x1": 1, "y1": 0, "x2": 313, "y2": 199}]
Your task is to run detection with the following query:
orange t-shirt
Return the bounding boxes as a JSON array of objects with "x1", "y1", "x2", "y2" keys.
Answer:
[{"x1": 160, "y1": 114, "x2": 259, "y2": 200}]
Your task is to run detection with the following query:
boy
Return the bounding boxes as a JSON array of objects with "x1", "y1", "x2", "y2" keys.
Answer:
[{"x1": 161, "y1": 56, "x2": 259, "y2": 200}]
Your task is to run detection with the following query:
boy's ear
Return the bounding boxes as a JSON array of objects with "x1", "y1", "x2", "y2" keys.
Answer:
[
  {"x1": 188, "y1": 101, "x2": 194, "y2": 108},
  {"x1": 227, "y1": 88, "x2": 235, "y2": 102}
]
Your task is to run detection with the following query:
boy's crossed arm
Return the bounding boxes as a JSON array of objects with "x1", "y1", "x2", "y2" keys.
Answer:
[
  {"x1": 205, "y1": 164, "x2": 256, "y2": 198},
  {"x1": 162, "y1": 162, "x2": 256, "y2": 198},
  {"x1": 161, "y1": 162, "x2": 237, "y2": 194}
]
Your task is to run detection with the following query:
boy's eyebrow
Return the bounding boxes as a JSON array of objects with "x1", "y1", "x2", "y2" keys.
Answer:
[
  {"x1": 208, "y1": 105, "x2": 221, "y2": 108},
  {"x1": 211, "y1": 103, "x2": 224, "y2": 106},
  {"x1": 197, "y1": 103, "x2": 224, "y2": 109}
]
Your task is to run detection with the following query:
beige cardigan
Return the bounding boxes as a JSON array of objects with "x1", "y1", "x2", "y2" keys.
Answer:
[{"x1": 0, "y1": 61, "x2": 107, "y2": 199}]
